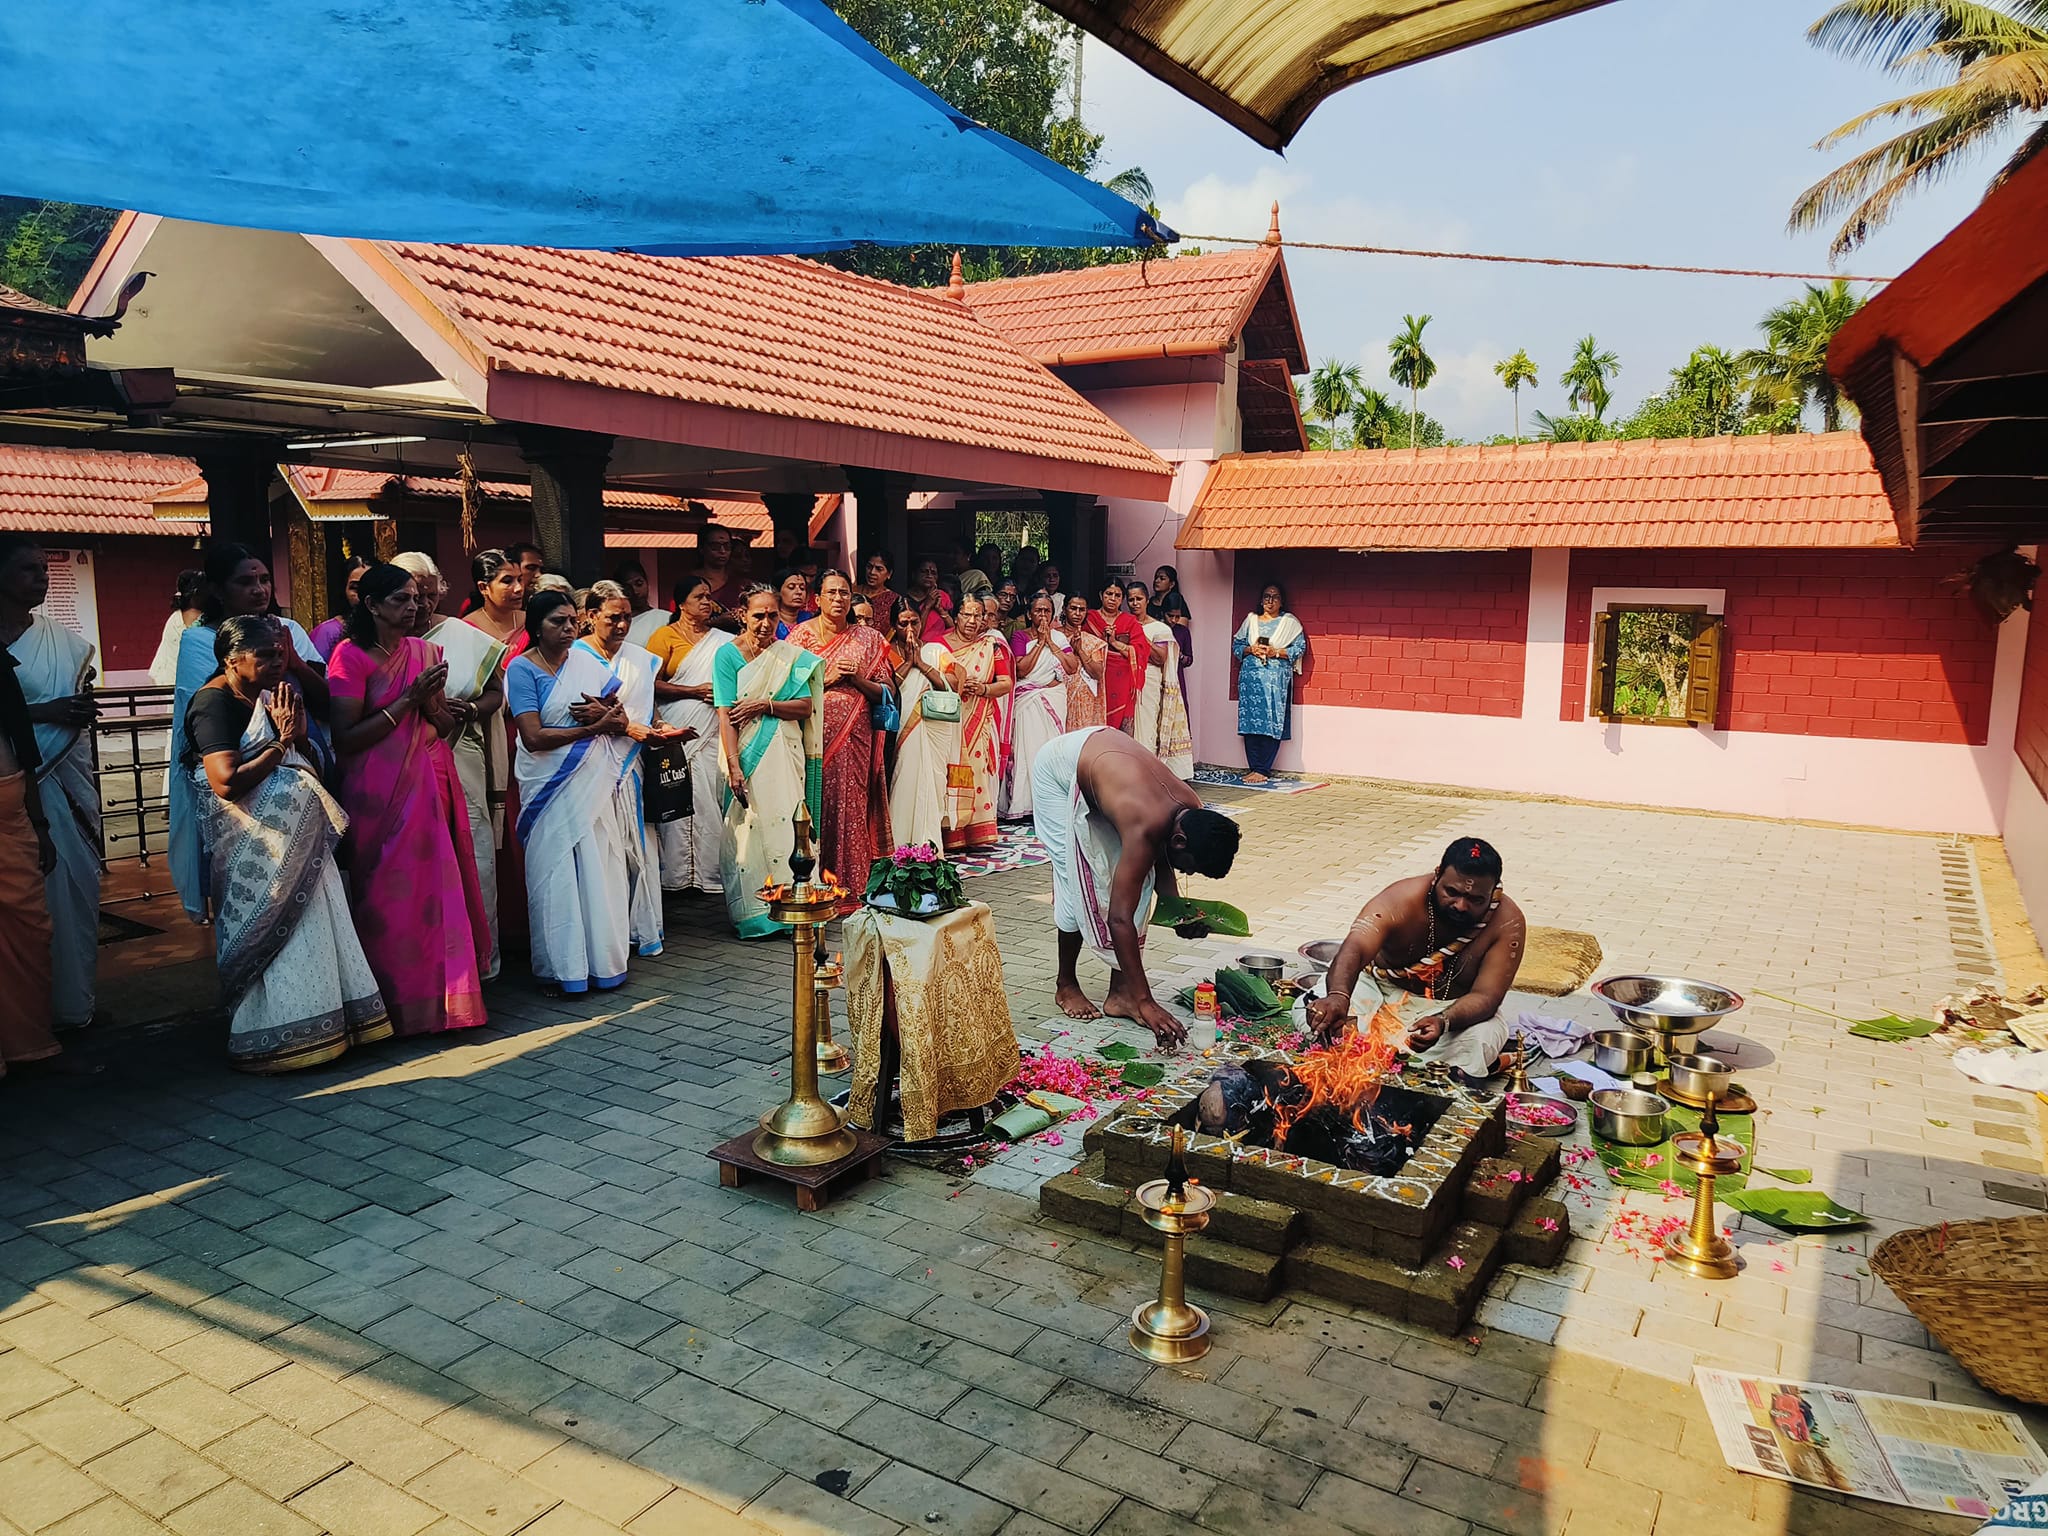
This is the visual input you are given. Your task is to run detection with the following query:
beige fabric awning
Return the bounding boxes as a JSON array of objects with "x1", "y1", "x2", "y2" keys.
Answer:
[{"x1": 1043, "y1": 0, "x2": 1619, "y2": 148}]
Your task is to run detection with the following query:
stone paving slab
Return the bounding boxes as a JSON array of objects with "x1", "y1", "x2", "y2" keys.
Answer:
[{"x1": 2, "y1": 777, "x2": 2046, "y2": 1535}]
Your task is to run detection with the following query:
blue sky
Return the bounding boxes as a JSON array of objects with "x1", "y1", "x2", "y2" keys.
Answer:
[{"x1": 1077, "y1": 0, "x2": 2021, "y2": 440}]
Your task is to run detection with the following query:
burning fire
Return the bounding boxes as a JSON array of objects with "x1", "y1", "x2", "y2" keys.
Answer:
[
  {"x1": 1266, "y1": 1002, "x2": 1404, "y2": 1149},
  {"x1": 757, "y1": 868, "x2": 848, "y2": 901}
]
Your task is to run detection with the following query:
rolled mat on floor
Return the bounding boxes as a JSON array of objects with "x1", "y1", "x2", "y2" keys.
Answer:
[{"x1": 1519, "y1": 926, "x2": 1603, "y2": 998}]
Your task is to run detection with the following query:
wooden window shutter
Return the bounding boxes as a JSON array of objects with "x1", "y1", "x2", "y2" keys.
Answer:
[
  {"x1": 1684, "y1": 616, "x2": 1724, "y2": 726},
  {"x1": 1590, "y1": 609, "x2": 1616, "y2": 721}
]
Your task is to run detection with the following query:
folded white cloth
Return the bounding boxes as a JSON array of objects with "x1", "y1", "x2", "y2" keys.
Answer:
[{"x1": 1514, "y1": 1011, "x2": 1591, "y2": 1058}]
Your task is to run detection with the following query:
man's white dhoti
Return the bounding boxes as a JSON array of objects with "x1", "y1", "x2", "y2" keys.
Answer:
[
  {"x1": 1030, "y1": 727, "x2": 1154, "y2": 964},
  {"x1": 1330, "y1": 975, "x2": 1519, "y2": 1078}
]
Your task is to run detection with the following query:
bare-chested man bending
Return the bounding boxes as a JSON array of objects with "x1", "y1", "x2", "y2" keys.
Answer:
[
  {"x1": 1031, "y1": 727, "x2": 1240, "y2": 1047},
  {"x1": 1305, "y1": 838, "x2": 1526, "y2": 1079}
]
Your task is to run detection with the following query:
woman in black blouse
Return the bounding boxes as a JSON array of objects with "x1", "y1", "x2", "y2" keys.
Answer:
[{"x1": 186, "y1": 616, "x2": 392, "y2": 1072}]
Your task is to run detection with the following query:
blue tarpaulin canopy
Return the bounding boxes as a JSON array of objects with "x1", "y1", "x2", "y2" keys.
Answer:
[{"x1": 0, "y1": 0, "x2": 1172, "y2": 255}]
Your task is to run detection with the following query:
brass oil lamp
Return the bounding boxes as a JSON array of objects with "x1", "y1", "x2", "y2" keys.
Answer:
[
  {"x1": 1129, "y1": 1126, "x2": 1217, "y2": 1363},
  {"x1": 1663, "y1": 1090, "x2": 1743, "y2": 1279},
  {"x1": 753, "y1": 802, "x2": 858, "y2": 1166}
]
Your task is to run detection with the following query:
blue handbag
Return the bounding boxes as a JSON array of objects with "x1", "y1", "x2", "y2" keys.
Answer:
[{"x1": 871, "y1": 684, "x2": 901, "y2": 732}]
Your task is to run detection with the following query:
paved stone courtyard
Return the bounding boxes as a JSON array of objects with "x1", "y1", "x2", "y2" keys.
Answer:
[{"x1": 4, "y1": 777, "x2": 2047, "y2": 1536}]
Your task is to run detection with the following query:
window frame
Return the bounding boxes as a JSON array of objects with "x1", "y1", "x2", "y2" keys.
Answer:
[{"x1": 1588, "y1": 591, "x2": 1727, "y2": 729}]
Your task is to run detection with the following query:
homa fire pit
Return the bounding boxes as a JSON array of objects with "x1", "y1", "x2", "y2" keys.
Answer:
[{"x1": 1043, "y1": 1040, "x2": 1575, "y2": 1335}]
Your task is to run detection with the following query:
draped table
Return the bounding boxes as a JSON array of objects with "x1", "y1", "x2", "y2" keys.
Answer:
[{"x1": 843, "y1": 900, "x2": 1019, "y2": 1143}]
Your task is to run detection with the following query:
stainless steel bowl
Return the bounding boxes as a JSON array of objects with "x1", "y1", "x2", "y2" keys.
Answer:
[
  {"x1": 1236, "y1": 953, "x2": 1285, "y2": 985},
  {"x1": 1298, "y1": 940, "x2": 1341, "y2": 972},
  {"x1": 1591, "y1": 1028, "x2": 1658, "y2": 1076},
  {"x1": 1667, "y1": 1052, "x2": 1734, "y2": 1103},
  {"x1": 1591, "y1": 975, "x2": 1744, "y2": 1040},
  {"x1": 1590, "y1": 1088, "x2": 1669, "y2": 1145}
]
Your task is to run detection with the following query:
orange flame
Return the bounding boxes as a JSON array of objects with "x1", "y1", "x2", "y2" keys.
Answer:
[{"x1": 1267, "y1": 1003, "x2": 1405, "y2": 1150}]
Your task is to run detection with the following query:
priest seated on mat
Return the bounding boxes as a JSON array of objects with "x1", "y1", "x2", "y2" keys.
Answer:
[{"x1": 1305, "y1": 838, "x2": 1528, "y2": 1080}]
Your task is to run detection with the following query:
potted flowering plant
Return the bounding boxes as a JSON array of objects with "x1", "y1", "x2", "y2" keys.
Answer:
[{"x1": 864, "y1": 843, "x2": 967, "y2": 917}]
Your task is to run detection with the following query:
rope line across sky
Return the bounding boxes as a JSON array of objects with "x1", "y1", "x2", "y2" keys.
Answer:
[{"x1": 1183, "y1": 233, "x2": 1895, "y2": 285}]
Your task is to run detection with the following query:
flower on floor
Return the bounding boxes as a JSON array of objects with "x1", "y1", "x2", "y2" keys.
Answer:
[
  {"x1": 1446, "y1": 1255, "x2": 1467, "y2": 1271},
  {"x1": 1538, "y1": 1217, "x2": 1559, "y2": 1232}
]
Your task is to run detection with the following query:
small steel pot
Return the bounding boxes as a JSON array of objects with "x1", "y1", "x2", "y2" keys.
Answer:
[
  {"x1": 1591, "y1": 1028, "x2": 1658, "y2": 1076},
  {"x1": 1236, "y1": 954, "x2": 1284, "y2": 985},
  {"x1": 1667, "y1": 1052, "x2": 1734, "y2": 1104},
  {"x1": 1590, "y1": 1088, "x2": 1669, "y2": 1145}
]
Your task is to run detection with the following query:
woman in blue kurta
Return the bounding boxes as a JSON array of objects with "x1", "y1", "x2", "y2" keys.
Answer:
[{"x1": 1232, "y1": 581, "x2": 1306, "y2": 783}]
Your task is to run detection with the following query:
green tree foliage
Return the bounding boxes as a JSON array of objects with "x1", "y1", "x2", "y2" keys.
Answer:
[
  {"x1": 1350, "y1": 388, "x2": 1400, "y2": 449},
  {"x1": 823, "y1": 3, "x2": 1154, "y2": 286},
  {"x1": 1740, "y1": 280, "x2": 1866, "y2": 432},
  {"x1": 1533, "y1": 411, "x2": 1615, "y2": 443},
  {"x1": 1386, "y1": 314, "x2": 1437, "y2": 447},
  {"x1": 1305, "y1": 358, "x2": 1363, "y2": 445},
  {"x1": 1610, "y1": 609, "x2": 1699, "y2": 719},
  {"x1": 1492, "y1": 348, "x2": 1538, "y2": 441},
  {"x1": 1560, "y1": 335, "x2": 1621, "y2": 421},
  {"x1": 1791, "y1": 1, "x2": 2048, "y2": 259},
  {"x1": 0, "y1": 199, "x2": 118, "y2": 306}
]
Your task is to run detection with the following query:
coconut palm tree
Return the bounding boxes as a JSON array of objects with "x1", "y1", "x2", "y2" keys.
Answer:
[
  {"x1": 1387, "y1": 315, "x2": 1437, "y2": 449},
  {"x1": 1739, "y1": 280, "x2": 1866, "y2": 431},
  {"x1": 1350, "y1": 388, "x2": 1399, "y2": 450},
  {"x1": 1493, "y1": 349, "x2": 1539, "y2": 440},
  {"x1": 1791, "y1": 1, "x2": 2048, "y2": 259},
  {"x1": 1533, "y1": 411, "x2": 1614, "y2": 443},
  {"x1": 1560, "y1": 335, "x2": 1621, "y2": 421},
  {"x1": 1304, "y1": 358, "x2": 1364, "y2": 448}
]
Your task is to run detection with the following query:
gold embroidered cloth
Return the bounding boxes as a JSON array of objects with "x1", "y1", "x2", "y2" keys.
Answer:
[{"x1": 845, "y1": 901, "x2": 1018, "y2": 1142}]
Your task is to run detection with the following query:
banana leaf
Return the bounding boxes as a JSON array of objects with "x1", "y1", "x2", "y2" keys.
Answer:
[
  {"x1": 1214, "y1": 967, "x2": 1287, "y2": 1022},
  {"x1": 1722, "y1": 1189, "x2": 1867, "y2": 1231},
  {"x1": 1847, "y1": 1014, "x2": 1941, "y2": 1041},
  {"x1": 1150, "y1": 895, "x2": 1252, "y2": 938},
  {"x1": 1120, "y1": 1063, "x2": 1166, "y2": 1088}
]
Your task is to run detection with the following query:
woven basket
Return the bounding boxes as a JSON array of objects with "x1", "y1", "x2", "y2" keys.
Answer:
[{"x1": 1871, "y1": 1216, "x2": 2048, "y2": 1405}]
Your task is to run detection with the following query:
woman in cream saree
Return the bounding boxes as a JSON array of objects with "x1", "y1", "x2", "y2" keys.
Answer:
[
  {"x1": 715, "y1": 586, "x2": 822, "y2": 938},
  {"x1": 934, "y1": 592, "x2": 1011, "y2": 852},
  {"x1": 887, "y1": 605, "x2": 960, "y2": 855},
  {"x1": 1127, "y1": 583, "x2": 1193, "y2": 779},
  {"x1": 647, "y1": 577, "x2": 733, "y2": 895},
  {"x1": 1002, "y1": 593, "x2": 1072, "y2": 819}
]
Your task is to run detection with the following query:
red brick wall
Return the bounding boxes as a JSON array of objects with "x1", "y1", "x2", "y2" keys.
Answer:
[
  {"x1": 1231, "y1": 552, "x2": 1528, "y2": 718},
  {"x1": 1558, "y1": 549, "x2": 1998, "y2": 745},
  {"x1": 2014, "y1": 591, "x2": 2048, "y2": 797}
]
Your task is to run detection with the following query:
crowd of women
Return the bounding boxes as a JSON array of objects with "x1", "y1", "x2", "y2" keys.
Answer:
[{"x1": 12, "y1": 529, "x2": 1218, "y2": 1080}]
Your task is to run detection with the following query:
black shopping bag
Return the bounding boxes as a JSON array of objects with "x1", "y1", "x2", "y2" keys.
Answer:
[{"x1": 643, "y1": 737, "x2": 693, "y2": 823}]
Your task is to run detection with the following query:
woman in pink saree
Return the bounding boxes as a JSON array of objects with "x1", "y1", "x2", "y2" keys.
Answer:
[
  {"x1": 326, "y1": 563, "x2": 490, "y2": 1036},
  {"x1": 789, "y1": 570, "x2": 893, "y2": 907}
]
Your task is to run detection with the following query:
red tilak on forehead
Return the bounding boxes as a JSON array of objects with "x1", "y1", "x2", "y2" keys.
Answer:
[{"x1": 1469, "y1": 842, "x2": 1483, "y2": 858}]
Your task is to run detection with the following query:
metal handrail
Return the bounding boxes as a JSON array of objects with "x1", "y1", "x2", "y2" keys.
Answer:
[{"x1": 88, "y1": 685, "x2": 174, "y2": 866}]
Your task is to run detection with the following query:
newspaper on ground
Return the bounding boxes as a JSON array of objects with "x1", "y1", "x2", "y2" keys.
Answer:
[
  {"x1": 1977, "y1": 1470, "x2": 2048, "y2": 1531},
  {"x1": 1694, "y1": 1367, "x2": 2048, "y2": 1519}
]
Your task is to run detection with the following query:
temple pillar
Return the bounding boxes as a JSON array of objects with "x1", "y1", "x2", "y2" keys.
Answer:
[
  {"x1": 843, "y1": 467, "x2": 913, "y2": 576},
  {"x1": 762, "y1": 492, "x2": 815, "y2": 565},
  {"x1": 195, "y1": 452, "x2": 275, "y2": 554},
  {"x1": 519, "y1": 428, "x2": 612, "y2": 585}
]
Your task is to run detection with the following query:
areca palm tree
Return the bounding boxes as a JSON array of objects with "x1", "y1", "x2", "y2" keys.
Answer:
[
  {"x1": 1350, "y1": 388, "x2": 1399, "y2": 449},
  {"x1": 1387, "y1": 315, "x2": 1437, "y2": 449},
  {"x1": 1560, "y1": 335, "x2": 1621, "y2": 421},
  {"x1": 1672, "y1": 346, "x2": 1746, "y2": 435},
  {"x1": 1305, "y1": 358, "x2": 1364, "y2": 448},
  {"x1": 1739, "y1": 280, "x2": 1866, "y2": 431},
  {"x1": 1493, "y1": 349, "x2": 1539, "y2": 440},
  {"x1": 1791, "y1": 1, "x2": 2048, "y2": 259}
]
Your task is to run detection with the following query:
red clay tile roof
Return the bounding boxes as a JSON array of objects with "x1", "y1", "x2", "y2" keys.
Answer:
[
  {"x1": 283, "y1": 465, "x2": 689, "y2": 513},
  {"x1": 1179, "y1": 433, "x2": 1899, "y2": 551},
  {"x1": 955, "y1": 245, "x2": 1306, "y2": 370},
  {"x1": 0, "y1": 446, "x2": 201, "y2": 535},
  {"x1": 373, "y1": 246, "x2": 1169, "y2": 492}
]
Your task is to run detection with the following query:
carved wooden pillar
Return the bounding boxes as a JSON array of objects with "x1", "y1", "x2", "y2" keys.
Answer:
[
  {"x1": 843, "y1": 468, "x2": 913, "y2": 578},
  {"x1": 195, "y1": 452, "x2": 276, "y2": 554}
]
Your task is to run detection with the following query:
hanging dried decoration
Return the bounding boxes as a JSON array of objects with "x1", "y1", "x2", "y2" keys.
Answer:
[{"x1": 458, "y1": 448, "x2": 483, "y2": 555}]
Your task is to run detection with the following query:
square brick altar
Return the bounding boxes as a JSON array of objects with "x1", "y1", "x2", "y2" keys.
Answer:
[{"x1": 1042, "y1": 1043, "x2": 1572, "y2": 1335}]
